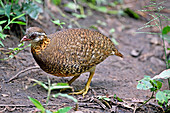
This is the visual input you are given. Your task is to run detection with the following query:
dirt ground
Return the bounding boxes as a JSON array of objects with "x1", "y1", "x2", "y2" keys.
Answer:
[{"x1": 0, "y1": 0, "x2": 169, "y2": 113}]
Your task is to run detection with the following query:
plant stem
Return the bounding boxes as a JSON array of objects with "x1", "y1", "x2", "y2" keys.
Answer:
[
  {"x1": 46, "y1": 76, "x2": 51, "y2": 109},
  {"x1": 138, "y1": 91, "x2": 155, "y2": 108},
  {"x1": 156, "y1": 1, "x2": 170, "y2": 89}
]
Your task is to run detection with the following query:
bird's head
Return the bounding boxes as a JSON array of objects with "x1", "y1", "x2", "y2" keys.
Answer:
[{"x1": 20, "y1": 27, "x2": 47, "y2": 44}]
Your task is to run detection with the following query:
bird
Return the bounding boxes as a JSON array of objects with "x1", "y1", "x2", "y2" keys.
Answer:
[{"x1": 20, "y1": 27, "x2": 123, "y2": 96}]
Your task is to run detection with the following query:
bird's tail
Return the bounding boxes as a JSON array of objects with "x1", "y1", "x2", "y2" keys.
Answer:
[{"x1": 112, "y1": 49, "x2": 123, "y2": 58}]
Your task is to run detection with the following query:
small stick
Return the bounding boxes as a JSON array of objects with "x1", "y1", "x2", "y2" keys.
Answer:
[{"x1": 5, "y1": 66, "x2": 40, "y2": 83}]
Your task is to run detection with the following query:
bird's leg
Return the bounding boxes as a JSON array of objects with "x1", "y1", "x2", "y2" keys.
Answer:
[
  {"x1": 70, "y1": 66, "x2": 96, "y2": 96},
  {"x1": 68, "y1": 75, "x2": 81, "y2": 85},
  {"x1": 60, "y1": 74, "x2": 80, "y2": 92}
]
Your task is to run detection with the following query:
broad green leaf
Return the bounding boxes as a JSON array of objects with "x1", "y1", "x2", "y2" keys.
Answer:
[
  {"x1": 28, "y1": 96, "x2": 45, "y2": 112},
  {"x1": 4, "y1": 4, "x2": 11, "y2": 18},
  {"x1": 163, "y1": 90, "x2": 170, "y2": 99},
  {"x1": 162, "y1": 26, "x2": 170, "y2": 34},
  {"x1": 11, "y1": 21, "x2": 26, "y2": 25},
  {"x1": 22, "y1": 2, "x2": 43, "y2": 19},
  {"x1": 54, "y1": 106, "x2": 72, "y2": 113},
  {"x1": 150, "y1": 80, "x2": 162, "y2": 91},
  {"x1": 137, "y1": 76, "x2": 153, "y2": 90},
  {"x1": 152, "y1": 69, "x2": 170, "y2": 79},
  {"x1": 13, "y1": 10, "x2": 26, "y2": 21},
  {"x1": 0, "y1": 20, "x2": 7, "y2": 24},
  {"x1": 156, "y1": 91, "x2": 168, "y2": 105},
  {"x1": 64, "y1": 2, "x2": 80, "y2": 10},
  {"x1": 53, "y1": 93, "x2": 77, "y2": 103},
  {"x1": 0, "y1": 7, "x2": 5, "y2": 15}
]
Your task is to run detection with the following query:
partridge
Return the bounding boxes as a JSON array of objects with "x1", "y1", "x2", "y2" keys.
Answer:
[{"x1": 20, "y1": 27, "x2": 123, "y2": 96}]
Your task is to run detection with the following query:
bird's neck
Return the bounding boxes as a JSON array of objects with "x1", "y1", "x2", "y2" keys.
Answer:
[{"x1": 31, "y1": 37, "x2": 50, "y2": 55}]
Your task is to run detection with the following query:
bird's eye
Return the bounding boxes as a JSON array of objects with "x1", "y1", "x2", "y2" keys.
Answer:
[{"x1": 29, "y1": 33, "x2": 37, "y2": 39}]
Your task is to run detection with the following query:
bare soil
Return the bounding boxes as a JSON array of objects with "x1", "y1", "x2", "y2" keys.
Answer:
[{"x1": 0, "y1": 0, "x2": 169, "y2": 113}]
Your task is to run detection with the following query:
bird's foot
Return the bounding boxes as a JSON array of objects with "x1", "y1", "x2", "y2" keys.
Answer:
[{"x1": 69, "y1": 86, "x2": 90, "y2": 97}]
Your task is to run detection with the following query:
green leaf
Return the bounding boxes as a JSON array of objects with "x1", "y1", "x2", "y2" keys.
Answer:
[
  {"x1": 50, "y1": 83, "x2": 72, "y2": 90},
  {"x1": 28, "y1": 96, "x2": 45, "y2": 112},
  {"x1": 150, "y1": 80, "x2": 162, "y2": 91},
  {"x1": 18, "y1": 42, "x2": 25, "y2": 47},
  {"x1": 156, "y1": 91, "x2": 168, "y2": 105},
  {"x1": 113, "y1": 94, "x2": 123, "y2": 102},
  {"x1": 54, "y1": 106, "x2": 72, "y2": 113},
  {"x1": 51, "y1": 0, "x2": 61, "y2": 5},
  {"x1": 162, "y1": 26, "x2": 170, "y2": 35},
  {"x1": 0, "y1": 7, "x2": 5, "y2": 15},
  {"x1": 137, "y1": 76, "x2": 153, "y2": 90},
  {"x1": 4, "y1": 4, "x2": 11, "y2": 18},
  {"x1": 64, "y1": 2, "x2": 80, "y2": 10},
  {"x1": 14, "y1": 10, "x2": 26, "y2": 21},
  {"x1": 163, "y1": 90, "x2": 170, "y2": 99},
  {"x1": 0, "y1": 40, "x2": 4, "y2": 47},
  {"x1": 0, "y1": 33, "x2": 6, "y2": 40},
  {"x1": 72, "y1": 13, "x2": 86, "y2": 19},
  {"x1": 22, "y1": 2, "x2": 43, "y2": 19},
  {"x1": 0, "y1": 20, "x2": 7, "y2": 24},
  {"x1": 109, "y1": 28, "x2": 115, "y2": 33},
  {"x1": 152, "y1": 69, "x2": 170, "y2": 79},
  {"x1": 124, "y1": 8, "x2": 140, "y2": 19},
  {"x1": 12, "y1": 13, "x2": 25, "y2": 21},
  {"x1": 111, "y1": 38, "x2": 119, "y2": 45},
  {"x1": 11, "y1": 21, "x2": 26, "y2": 25},
  {"x1": 31, "y1": 79, "x2": 48, "y2": 90},
  {"x1": 35, "y1": 0, "x2": 43, "y2": 4},
  {"x1": 53, "y1": 93, "x2": 78, "y2": 103}
]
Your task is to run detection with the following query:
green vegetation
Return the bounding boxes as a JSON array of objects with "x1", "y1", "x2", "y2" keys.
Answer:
[
  {"x1": 137, "y1": 0, "x2": 170, "y2": 111},
  {"x1": 28, "y1": 77, "x2": 77, "y2": 113},
  {"x1": 0, "y1": 0, "x2": 43, "y2": 60}
]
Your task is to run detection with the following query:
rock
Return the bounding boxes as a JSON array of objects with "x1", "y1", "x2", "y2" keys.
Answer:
[
  {"x1": 150, "y1": 37, "x2": 160, "y2": 45},
  {"x1": 130, "y1": 49, "x2": 142, "y2": 57},
  {"x1": 150, "y1": 57, "x2": 165, "y2": 67}
]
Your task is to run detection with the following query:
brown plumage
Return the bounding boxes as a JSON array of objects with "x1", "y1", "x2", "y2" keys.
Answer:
[{"x1": 21, "y1": 27, "x2": 123, "y2": 96}]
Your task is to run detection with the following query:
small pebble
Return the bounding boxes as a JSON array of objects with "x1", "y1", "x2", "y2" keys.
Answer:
[{"x1": 130, "y1": 49, "x2": 142, "y2": 57}]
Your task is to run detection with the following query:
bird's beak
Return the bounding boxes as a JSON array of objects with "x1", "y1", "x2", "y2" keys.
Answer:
[{"x1": 20, "y1": 36, "x2": 31, "y2": 43}]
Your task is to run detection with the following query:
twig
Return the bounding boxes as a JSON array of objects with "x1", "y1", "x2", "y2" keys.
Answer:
[
  {"x1": 93, "y1": 98, "x2": 107, "y2": 110},
  {"x1": 5, "y1": 66, "x2": 40, "y2": 83}
]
